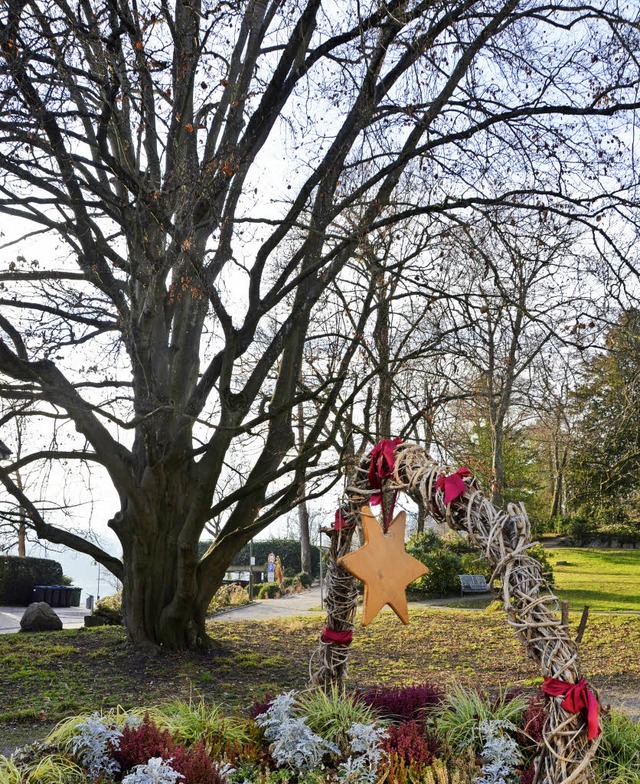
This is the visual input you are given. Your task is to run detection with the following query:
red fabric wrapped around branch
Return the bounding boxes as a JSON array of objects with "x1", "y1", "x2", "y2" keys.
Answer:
[
  {"x1": 542, "y1": 677, "x2": 600, "y2": 740},
  {"x1": 435, "y1": 466, "x2": 471, "y2": 505},
  {"x1": 321, "y1": 627, "x2": 353, "y2": 645}
]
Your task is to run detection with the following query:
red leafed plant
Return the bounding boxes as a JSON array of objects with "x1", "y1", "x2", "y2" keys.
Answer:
[
  {"x1": 114, "y1": 714, "x2": 226, "y2": 783},
  {"x1": 167, "y1": 740, "x2": 227, "y2": 784},
  {"x1": 381, "y1": 720, "x2": 439, "y2": 765},
  {"x1": 247, "y1": 694, "x2": 275, "y2": 720},
  {"x1": 114, "y1": 714, "x2": 175, "y2": 771},
  {"x1": 518, "y1": 692, "x2": 547, "y2": 750},
  {"x1": 358, "y1": 683, "x2": 444, "y2": 722},
  {"x1": 519, "y1": 761, "x2": 536, "y2": 784}
]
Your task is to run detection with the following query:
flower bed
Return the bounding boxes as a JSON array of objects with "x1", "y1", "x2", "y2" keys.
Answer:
[{"x1": 1, "y1": 682, "x2": 638, "y2": 783}]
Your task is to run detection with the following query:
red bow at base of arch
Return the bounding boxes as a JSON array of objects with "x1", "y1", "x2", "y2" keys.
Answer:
[
  {"x1": 434, "y1": 466, "x2": 471, "y2": 505},
  {"x1": 541, "y1": 677, "x2": 601, "y2": 740},
  {"x1": 321, "y1": 627, "x2": 353, "y2": 646}
]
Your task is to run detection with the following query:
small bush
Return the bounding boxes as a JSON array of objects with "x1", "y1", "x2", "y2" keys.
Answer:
[
  {"x1": 517, "y1": 693, "x2": 546, "y2": 754},
  {"x1": 258, "y1": 583, "x2": 281, "y2": 599},
  {"x1": 434, "y1": 686, "x2": 527, "y2": 754},
  {"x1": 207, "y1": 584, "x2": 249, "y2": 614},
  {"x1": 115, "y1": 713, "x2": 175, "y2": 771},
  {"x1": 409, "y1": 549, "x2": 463, "y2": 598},
  {"x1": 296, "y1": 686, "x2": 376, "y2": 756},
  {"x1": 94, "y1": 592, "x2": 124, "y2": 625},
  {"x1": 296, "y1": 572, "x2": 313, "y2": 588},
  {"x1": 357, "y1": 683, "x2": 444, "y2": 722},
  {"x1": 381, "y1": 720, "x2": 438, "y2": 766},
  {"x1": 595, "y1": 708, "x2": 640, "y2": 782},
  {"x1": 561, "y1": 515, "x2": 598, "y2": 546}
]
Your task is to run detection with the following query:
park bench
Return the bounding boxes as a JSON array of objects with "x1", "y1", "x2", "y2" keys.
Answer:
[{"x1": 458, "y1": 574, "x2": 490, "y2": 597}]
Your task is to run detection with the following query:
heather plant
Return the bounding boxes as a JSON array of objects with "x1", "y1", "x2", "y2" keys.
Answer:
[
  {"x1": 255, "y1": 691, "x2": 339, "y2": 771},
  {"x1": 516, "y1": 694, "x2": 546, "y2": 754},
  {"x1": 382, "y1": 720, "x2": 438, "y2": 766},
  {"x1": 473, "y1": 720, "x2": 522, "y2": 784},
  {"x1": 115, "y1": 713, "x2": 176, "y2": 772},
  {"x1": 358, "y1": 683, "x2": 444, "y2": 722},
  {"x1": 296, "y1": 687, "x2": 377, "y2": 755},
  {"x1": 434, "y1": 687, "x2": 527, "y2": 755}
]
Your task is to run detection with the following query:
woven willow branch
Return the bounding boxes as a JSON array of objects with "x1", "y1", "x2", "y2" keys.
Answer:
[{"x1": 311, "y1": 442, "x2": 598, "y2": 784}]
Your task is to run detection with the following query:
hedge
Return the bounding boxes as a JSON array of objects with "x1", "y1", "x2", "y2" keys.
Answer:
[
  {"x1": 198, "y1": 538, "x2": 321, "y2": 577},
  {"x1": 0, "y1": 555, "x2": 63, "y2": 606}
]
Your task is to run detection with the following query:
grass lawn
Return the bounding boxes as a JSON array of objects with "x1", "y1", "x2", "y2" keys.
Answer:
[
  {"x1": 0, "y1": 608, "x2": 637, "y2": 731},
  {"x1": 545, "y1": 547, "x2": 640, "y2": 612}
]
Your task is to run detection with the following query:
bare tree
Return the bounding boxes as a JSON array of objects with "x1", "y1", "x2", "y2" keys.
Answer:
[{"x1": 1, "y1": 0, "x2": 640, "y2": 650}]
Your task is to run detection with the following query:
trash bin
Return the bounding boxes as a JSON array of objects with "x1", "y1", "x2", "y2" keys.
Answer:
[
  {"x1": 49, "y1": 586, "x2": 61, "y2": 607},
  {"x1": 70, "y1": 587, "x2": 82, "y2": 607},
  {"x1": 41, "y1": 585, "x2": 54, "y2": 605},
  {"x1": 32, "y1": 585, "x2": 47, "y2": 602},
  {"x1": 60, "y1": 586, "x2": 72, "y2": 608}
]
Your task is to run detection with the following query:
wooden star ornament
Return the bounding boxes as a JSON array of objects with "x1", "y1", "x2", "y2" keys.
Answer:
[{"x1": 338, "y1": 506, "x2": 428, "y2": 626}]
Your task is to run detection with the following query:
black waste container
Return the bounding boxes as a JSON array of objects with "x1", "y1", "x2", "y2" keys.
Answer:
[
  {"x1": 32, "y1": 585, "x2": 47, "y2": 602},
  {"x1": 70, "y1": 587, "x2": 82, "y2": 607},
  {"x1": 42, "y1": 585, "x2": 54, "y2": 604},
  {"x1": 61, "y1": 586, "x2": 72, "y2": 607},
  {"x1": 49, "y1": 586, "x2": 61, "y2": 607}
]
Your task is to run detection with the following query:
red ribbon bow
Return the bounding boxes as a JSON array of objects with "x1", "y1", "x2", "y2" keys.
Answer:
[
  {"x1": 541, "y1": 677, "x2": 600, "y2": 740},
  {"x1": 435, "y1": 466, "x2": 471, "y2": 505},
  {"x1": 368, "y1": 437, "x2": 403, "y2": 502},
  {"x1": 333, "y1": 509, "x2": 347, "y2": 530},
  {"x1": 321, "y1": 627, "x2": 353, "y2": 645}
]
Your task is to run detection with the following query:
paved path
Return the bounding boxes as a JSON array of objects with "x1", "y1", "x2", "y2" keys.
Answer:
[
  {"x1": 208, "y1": 586, "x2": 487, "y2": 622},
  {"x1": 210, "y1": 585, "x2": 326, "y2": 622},
  {"x1": 0, "y1": 605, "x2": 91, "y2": 634}
]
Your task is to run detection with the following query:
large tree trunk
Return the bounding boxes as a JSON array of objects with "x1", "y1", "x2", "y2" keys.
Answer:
[{"x1": 116, "y1": 465, "x2": 213, "y2": 652}]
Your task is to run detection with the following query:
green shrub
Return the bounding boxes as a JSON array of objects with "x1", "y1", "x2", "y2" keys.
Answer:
[
  {"x1": 0, "y1": 555, "x2": 63, "y2": 605},
  {"x1": 458, "y1": 552, "x2": 490, "y2": 580},
  {"x1": 207, "y1": 583, "x2": 250, "y2": 614},
  {"x1": 527, "y1": 544, "x2": 555, "y2": 587},
  {"x1": 94, "y1": 592, "x2": 123, "y2": 625},
  {"x1": 558, "y1": 515, "x2": 598, "y2": 545},
  {"x1": 198, "y1": 538, "x2": 322, "y2": 577},
  {"x1": 296, "y1": 571, "x2": 312, "y2": 588},
  {"x1": 257, "y1": 583, "x2": 280, "y2": 599},
  {"x1": 146, "y1": 698, "x2": 253, "y2": 757},
  {"x1": 408, "y1": 548, "x2": 462, "y2": 598},
  {"x1": 434, "y1": 685, "x2": 527, "y2": 754},
  {"x1": 296, "y1": 686, "x2": 376, "y2": 756},
  {"x1": 595, "y1": 708, "x2": 640, "y2": 782}
]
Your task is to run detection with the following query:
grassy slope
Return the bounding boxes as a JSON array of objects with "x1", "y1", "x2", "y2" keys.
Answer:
[{"x1": 546, "y1": 548, "x2": 640, "y2": 612}]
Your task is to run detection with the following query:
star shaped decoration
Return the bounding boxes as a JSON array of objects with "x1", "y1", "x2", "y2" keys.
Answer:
[{"x1": 338, "y1": 506, "x2": 428, "y2": 626}]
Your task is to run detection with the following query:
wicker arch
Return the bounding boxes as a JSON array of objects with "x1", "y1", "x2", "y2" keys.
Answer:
[{"x1": 310, "y1": 442, "x2": 599, "y2": 784}]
